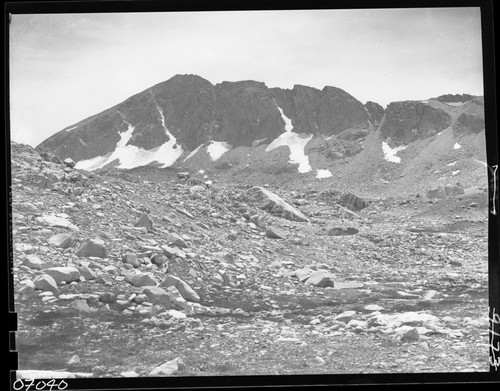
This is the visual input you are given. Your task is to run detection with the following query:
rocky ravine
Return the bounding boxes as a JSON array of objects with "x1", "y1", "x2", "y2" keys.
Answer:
[{"x1": 11, "y1": 141, "x2": 489, "y2": 378}]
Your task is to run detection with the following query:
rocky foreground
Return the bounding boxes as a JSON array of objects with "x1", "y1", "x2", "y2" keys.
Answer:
[{"x1": 11, "y1": 142, "x2": 489, "y2": 377}]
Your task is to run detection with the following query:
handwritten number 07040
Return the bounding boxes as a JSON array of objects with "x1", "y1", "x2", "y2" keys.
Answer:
[{"x1": 12, "y1": 378, "x2": 68, "y2": 390}]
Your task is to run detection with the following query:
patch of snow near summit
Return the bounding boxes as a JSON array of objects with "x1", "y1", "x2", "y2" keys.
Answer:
[
  {"x1": 207, "y1": 141, "x2": 231, "y2": 161},
  {"x1": 316, "y1": 169, "x2": 332, "y2": 179},
  {"x1": 454, "y1": 143, "x2": 462, "y2": 150},
  {"x1": 382, "y1": 141, "x2": 407, "y2": 163},
  {"x1": 76, "y1": 115, "x2": 183, "y2": 171},
  {"x1": 266, "y1": 101, "x2": 313, "y2": 173}
]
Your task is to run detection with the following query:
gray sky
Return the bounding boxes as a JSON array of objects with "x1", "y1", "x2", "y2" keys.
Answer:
[{"x1": 9, "y1": 8, "x2": 484, "y2": 147}]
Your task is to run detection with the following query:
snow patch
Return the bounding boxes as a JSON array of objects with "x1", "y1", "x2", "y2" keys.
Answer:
[
  {"x1": 198, "y1": 169, "x2": 205, "y2": 174},
  {"x1": 75, "y1": 114, "x2": 183, "y2": 171},
  {"x1": 454, "y1": 143, "x2": 461, "y2": 150},
  {"x1": 447, "y1": 161, "x2": 457, "y2": 166},
  {"x1": 382, "y1": 141, "x2": 407, "y2": 163},
  {"x1": 452, "y1": 170, "x2": 460, "y2": 176},
  {"x1": 183, "y1": 144, "x2": 203, "y2": 162},
  {"x1": 266, "y1": 100, "x2": 313, "y2": 173},
  {"x1": 316, "y1": 169, "x2": 332, "y2": 179},
  {"x1": 207, "y1": 141, "x2": 231, "y2": 161},
  {"x1": 65, "y1": 126, "x2": 77, "y2": 132}
]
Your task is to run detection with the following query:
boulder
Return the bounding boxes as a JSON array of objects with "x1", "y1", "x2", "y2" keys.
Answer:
[
  {"x1": 304, "y1": 270, "x2": 334, "y2": 287},
  {"x1": 36, "y1": 214, "x2": 79, "y2": 232},
  {"x1": 166, "y1": 233, "x2": 188, "y2": 248},
  {"x1": 76, "y1": 238, "x2": 108, "y2": 258},
  {"x1": 48, "y1": 233, "x2": 73, "y2": 249},
  {"x1": 339, "y1": 193, "x2": 367, "y2": 211},
  {"x1": 63, "y1": 158, "x2": 76, "y2": 168},
  {"x1": 122, "y1": 253, "x2": 140, "y2": 268},
  {"x1": 161, "y1": 275, "x2": 200, "y2": 302},
  {"x1": 124, "y1": 270, "x2": 158, "y2": 287},
  {"x1": 22, "y1": 254, "x2": 56, "y2": 270},
  {"x1": 265, "y1": 226, "x2": 286, "y2": 239},
  {"x1": 444, "y1": 184, "x2": 465, "y2": 197},
  {"x1": 161, "y1": 244, "x2": 186, "y2": 259},
  {"x1": 44, "y1": 267, "x2": 81, "y2": 284},
  {"x1": 328, "y1": 227, "x2": 359, "y2": 236},
  {"x1": 148, "y1": 357, "x2": 184, "y2": 376},
  {"x1": 17, "y1": 202, "x2": 40, "y2": 214},
  {"x1": 237, "y1": 186, "x2": 308, "y2": 222},
  {"x1": 78, "y1": 265, "x2": 97, "y2": 280},
  {"x1": 294, "y1": 267, "x2": 314, "y2": 282},
  {"x1": 141, "y1": 286, "x2": 173, "y2": 308},
  {"x1": 135, "y1": 213, "x2": 153, "y2": 230},
  {"x1": 165, "y1": 286, "x2": 192, "y2": 311},
  {"x1": 18, "y1": 279, "x2": 36, "y2": 294},
  {"x1": 33, "y1": 274, "x2": 58, "y2": 292}
]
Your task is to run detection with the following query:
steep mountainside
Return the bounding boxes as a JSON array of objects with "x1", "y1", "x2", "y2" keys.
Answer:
[{"x1": 37, "y1": 74, "x2": 372, "y2": 165}]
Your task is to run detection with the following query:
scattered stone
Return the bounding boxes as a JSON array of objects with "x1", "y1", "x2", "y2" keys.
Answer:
[
  {"x1": 76, "y1": 238, "x2": 108, "y2": 258},
  {"x1": 148, "y1": 357, "x2": 184, "y2": 376},
  {"x1": 364, "y1": 304, "x2": 384, "y2": 311},
  {"x1": 294, "y1": 267, "x2": 314, "y2": 283},
  {"x1": 78, "y1": 264, "x2": 97, "y2": 280},
  {"x1": 48, "y1": 233, "x2": 73, "y2": 249},
  {"x1": 36, "y1": 214, "x2": 79, "y2": 232},
  {"x1": 335, "y1": 310, "x2": 356, "y2": 323}
]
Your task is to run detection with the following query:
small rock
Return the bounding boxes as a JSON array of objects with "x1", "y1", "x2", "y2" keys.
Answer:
[
  {"x1": 78, "y1": 264, "x2": 97, "y2": 280},
  {"x1": 99, "y1": 292, "x2": 116, "y2": 303},
  {"x1": 328, "y1": 227, "x2": 359, "y2": 236},
  {"x1": 335, "y1": 310, "x2": 356, "y2": 323},
  {"x1": 161, "y1": 244, "x2": 186, "y2": 259},
  {"x1": 294, "y1": 267, "x2": 314, "y2": 282},
  {"x1": 18, "y1": 279, "x2": 36, "y2": 294},
  {"x1": 67, "y1": 355, "x2": 80, "y2": 365},
  {"x1": 364, "y1": 304, "x2": 384, "y2": 311},
  {"x1": 17, "y1": 202, "x2": 40, "y2": 214},
  {"x1": 71, "y1": 299, "x2": 94, "y2": 313},
  {"x1": 141, "y1": 286, "x2": 173, "y2": 308}
]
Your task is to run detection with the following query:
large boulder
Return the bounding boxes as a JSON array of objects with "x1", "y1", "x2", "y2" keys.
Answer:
[
  {"x1": 44, "y1": 267, "x2": 81, "y2": 284},
  {"x1": 76, "y1": 238, "x2": 108, "y2": 258},
  {"x1": 237, "y1": 186, "x2": 308, "y2": 222},
  {"x1": 160, "y1": 275, "x2": 200, "y2": 302}
]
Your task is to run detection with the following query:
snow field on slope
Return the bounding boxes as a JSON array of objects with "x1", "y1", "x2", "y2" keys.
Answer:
[
  {"x1": 265, "y1": 101, "x2": 313, "y2": 173},
  {"x1": 76, "y1": 113, "x2": 183, "y2": 171},
  {"x1": 207, "y1": 141, "x2": 231, "y2": 161},
  {"x1": 382, "y1": 141, "x2": 407, "y2": 163}
]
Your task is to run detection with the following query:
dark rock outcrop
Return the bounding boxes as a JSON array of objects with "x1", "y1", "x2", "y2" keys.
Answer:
[
  {"x1": 364, "y1": 101, "x2": 385, "y2": 125},
  {"x1": 379, "y1": 101, "x2": 452, "y2": 145}
]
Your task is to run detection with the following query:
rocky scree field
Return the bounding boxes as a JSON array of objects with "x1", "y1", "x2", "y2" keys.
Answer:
[{"x1": 11, "y1": 141, "x2": 489, "y2": 378}]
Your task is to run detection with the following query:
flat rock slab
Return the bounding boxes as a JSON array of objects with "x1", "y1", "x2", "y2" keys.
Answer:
[
  {"x1": 44, "y1": 267, "x2": 81, "y2": 284},
  {"x1": 304, "y1": 270, "x2": 334, "y2": 287},
  {"x1": 238, "y1": 186, "x2": 308, "y2": 222},
  {"x1": 161, "y1": 275, "x2": 200, "y2": 302},
  {"x1": 36, "y1": 215, "x2": 79, "y2": 232},
  {"x1": 334, "y1": 281, "x2": 364, "y2": 289},
  {"x1": 22, "y1": 255, "x2": 56, "y2": 270}
]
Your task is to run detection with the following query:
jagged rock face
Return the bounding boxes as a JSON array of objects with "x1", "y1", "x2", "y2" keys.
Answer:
[
  {"x1": 272, "y1": 85, "x2": 371, "y2": 137},
  {"x1": 37, "y1": 74, "x2": 372, "y2": 162},
  {"x1": 379, "y1": 101, "x2": 452, "y2": 145},
  {"x1": 214, "y1": 81, "x2": 284, "y2": 147},
  {"x1": 364, "y1": 101, "x2": 384, "y2": 125}
]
